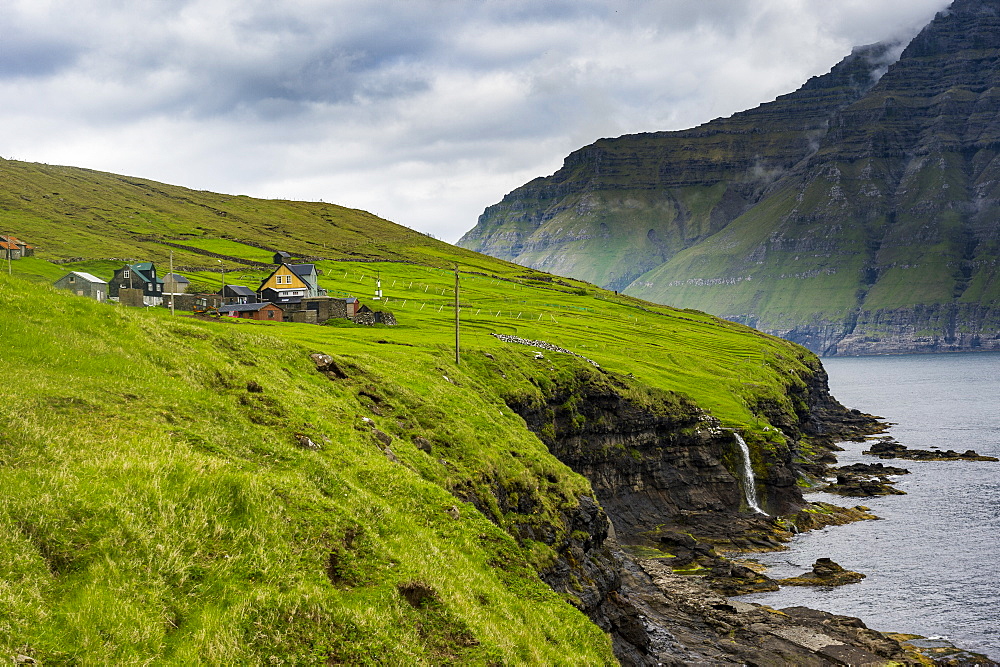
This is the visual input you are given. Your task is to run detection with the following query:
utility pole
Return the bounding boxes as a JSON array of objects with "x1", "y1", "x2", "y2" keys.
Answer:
[
  {"x1": 454, "y1": 263, "x2": 460, "y2": 365},
  {"x1": 218, "y1": 259, "x2": 225, "y2": 305},
  {"x1": 169, "y1": 250, "x2": 175, "y2": 315}
]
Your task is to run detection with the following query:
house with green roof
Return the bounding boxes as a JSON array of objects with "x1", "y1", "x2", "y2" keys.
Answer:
[{"x1": 109, "y1": 262, "x2": 165, "y2": 306}]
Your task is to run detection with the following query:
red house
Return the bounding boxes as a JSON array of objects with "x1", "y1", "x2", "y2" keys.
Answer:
[{"x1": 218, "y1": 302, "x2": 284, "y2": 321}]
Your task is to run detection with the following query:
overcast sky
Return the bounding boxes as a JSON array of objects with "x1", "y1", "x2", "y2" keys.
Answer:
[{"x1": 1, "y1": 0, "x2": 951, "y2": 242}]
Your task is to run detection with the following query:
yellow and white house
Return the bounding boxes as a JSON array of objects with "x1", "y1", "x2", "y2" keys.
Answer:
[{"x1": 258, "y1": 262, "x2": 323, "y2": 301}]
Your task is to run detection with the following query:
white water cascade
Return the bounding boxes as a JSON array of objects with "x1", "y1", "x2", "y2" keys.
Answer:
[{"x1": 734, "y1": 433, "x2": 768, "y2": 515}]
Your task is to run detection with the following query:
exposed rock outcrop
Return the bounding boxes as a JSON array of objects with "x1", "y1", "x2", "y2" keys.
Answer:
[
  {"x1": 497, "y1": 359, "x2": 896, "y2": 663},
  {"x1": 864, "y1": 436, "x2": 1000, "y2": 461},
  {"x1": 778, "y1": 558, "x2": 867, "y2": 587}
]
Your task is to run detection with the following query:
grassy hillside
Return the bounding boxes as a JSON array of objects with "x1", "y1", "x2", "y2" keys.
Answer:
[
  {"x1": 1, "y1": 275, "x2": 623, "y2": 663},
  {"x1": 1, "y1": 158, "x2": 819, "y2": 434},
  {"x1": 0, "y1": 160, "x2": 830, "y2": 662},
  {"x1": 0, "y1": 158, "x2": 487, "y2": 269}
]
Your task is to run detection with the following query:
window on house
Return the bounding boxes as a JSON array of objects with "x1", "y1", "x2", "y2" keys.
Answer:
[{"x1": 123, "y1": 270, "x2": 130, "y2": 278}]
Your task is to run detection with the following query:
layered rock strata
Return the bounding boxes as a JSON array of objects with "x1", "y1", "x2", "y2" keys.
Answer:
[{"x1": 461, "y1": 0, "x2": 1000, "y2": 356}]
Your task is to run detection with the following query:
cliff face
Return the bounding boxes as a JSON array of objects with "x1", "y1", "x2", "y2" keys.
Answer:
[
  {"x1": 506, "y1": 375, "x2": 790, "y2": 538},
  {"x1": 497, "y1": 363, "x2": 880, "y2": 664},
  {"x1": 504, "y1": 364, "x2": 874, "y2": 541},
  {"x1": 460, "y1": 0, "x2": 1000, "y2": 356}
]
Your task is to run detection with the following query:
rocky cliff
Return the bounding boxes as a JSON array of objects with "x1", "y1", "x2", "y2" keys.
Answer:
[
  {"x1": 496, "y1": 363, "x2": 916, "y2": 664},
  {"x1": 460, "y1": 0, "x2": 1000, "y2": 356}
]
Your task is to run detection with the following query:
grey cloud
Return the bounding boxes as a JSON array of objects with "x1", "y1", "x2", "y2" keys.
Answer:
[
  {"x1": 0, "y1": 24, "x2": 81, "y2": 78},
  {"x1": 0, "y1": 0, "x2": 959, "y2": 242}
]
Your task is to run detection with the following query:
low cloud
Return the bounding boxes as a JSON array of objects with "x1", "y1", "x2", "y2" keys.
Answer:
[{"x1": 0, "y1": 0, "x2": 950, "y2": 241}]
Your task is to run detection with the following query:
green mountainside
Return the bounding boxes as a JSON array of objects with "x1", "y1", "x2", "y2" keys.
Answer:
[
  {"x1": 0, "y1": 160, "x2": 873, "y2": 662},
  {"x1": 459, "y1": 0, "x2": 1000, "y2": 356}
]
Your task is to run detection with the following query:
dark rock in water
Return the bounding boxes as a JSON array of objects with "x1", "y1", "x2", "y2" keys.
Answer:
[
  {"x1": 836, "y1": 462, "x2": 910, "y2": 476},
  {"x1": 826, "y1": 471, "x2": 906, "y2": 497},
  {"x1": 893, "y1": 634, "x2": 1000, "y2": 666},
  {"x1": 779, "y1": 558, "x2": 866, "y2": 587},
  {"x1": 786, "y1": 501, "x2": 879, "y2": 533},
  {"x1": 864, "y1": 436, "x2": 1000, "y2": 462}
]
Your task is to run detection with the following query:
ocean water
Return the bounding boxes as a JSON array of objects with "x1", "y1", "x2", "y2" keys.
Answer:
[{"x1": 739, "y1": 352, "x2": 1000, "y2": 661}]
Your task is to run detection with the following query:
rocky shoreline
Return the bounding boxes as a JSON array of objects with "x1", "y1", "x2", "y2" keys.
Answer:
[
  {"x1": 622, "y1": 430, "x2": 1000, "y2": 665},
  {"x1": 601, "y1": 503, "x2": 997, "y2": 665},
  {"x1": 505, "y1": 360, "x2": 999, "y2": 665}
]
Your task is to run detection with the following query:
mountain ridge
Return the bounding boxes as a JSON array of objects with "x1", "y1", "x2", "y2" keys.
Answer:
[{"x1": 459, "y1": 0, "x2": 1000, "y2": 355}]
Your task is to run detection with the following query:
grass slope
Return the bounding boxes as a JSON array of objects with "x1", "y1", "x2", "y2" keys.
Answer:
[
  {"x1": 0, "y1": 161, "x2": 829, "y2": 662},
  {"x1": 0, "y1": 276, "x2": 612, "y2": 664},
  {"x1": 0, "y1": 158, "x2": 486, "y2": 269}
]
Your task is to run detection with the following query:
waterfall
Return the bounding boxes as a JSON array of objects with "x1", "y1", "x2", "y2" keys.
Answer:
[{"x1": 734, "y1": 433, "x2": 768, "y2": 515}]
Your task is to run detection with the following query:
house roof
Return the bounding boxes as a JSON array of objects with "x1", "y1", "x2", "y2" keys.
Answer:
[
  {"x1": 221, "y1": 285, "x2": 255, "y2": 297},
  {"x1": 163, "y1": 273, "x2": 190, "y2": 284},
  {"x1": 0, "y1": 242, "x2": 17, "y2": 250},
  {"x1": 219, "y1": 303, "x2": 280, "y2": 313},
  {"x1": 258, "y1": 262, "x2": 315, "y2": 291},
  {"x1": 124, "y1": 262, "x2": 164, "y2": 284},
  {"x1": 290, "y1": 264, "x2": 315, "y2": 278},
  {"x1": 64, "y1": 271, "x2": 107, "y2": 284}
]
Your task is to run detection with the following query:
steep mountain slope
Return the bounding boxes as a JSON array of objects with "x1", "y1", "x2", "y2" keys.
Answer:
[
  {"x1": 460, "y1": 0, "x2": 1000, "y2": 355},
  {"x1": 0, "y1": 161, "x2": 888, "y2": 662}
]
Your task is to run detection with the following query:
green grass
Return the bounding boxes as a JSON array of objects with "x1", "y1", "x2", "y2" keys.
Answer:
[
  {"x1": 0, "y1": 276, "x2": 616, "y2": 664},
  {"x1": 0, "y1": 159, "x2": 834, "y2": 662}
]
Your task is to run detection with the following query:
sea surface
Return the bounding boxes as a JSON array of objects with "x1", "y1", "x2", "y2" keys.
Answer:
[{"x1": 739, "y1": 352, "x2": 1000, "y2": 661}]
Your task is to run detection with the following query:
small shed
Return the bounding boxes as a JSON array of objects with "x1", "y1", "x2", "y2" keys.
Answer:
[
  {"x1": 1, "y1": 236, "x2": 34, "y2": 259},
  {"x1": 218, "y1": 302, "x2": 284, "y2": 321},
  {"x1": 162, "y1": 273, "x2": 191, "y2": 296},
  {"x1": 219, "y1": 284, "x2": 258, "y2": 304},
  {"x1": 54, "y1": 272, "x2": 108, "y2": 302},
  {"x1": 273, "y1": 251, "x2": 292, "y2": 264},
  {"x1": 330, "y1": 297, "x2": 359, "y2": 320},
  {"x1": 1, "y1": 241, "x2": 21, "y2": 260}
]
